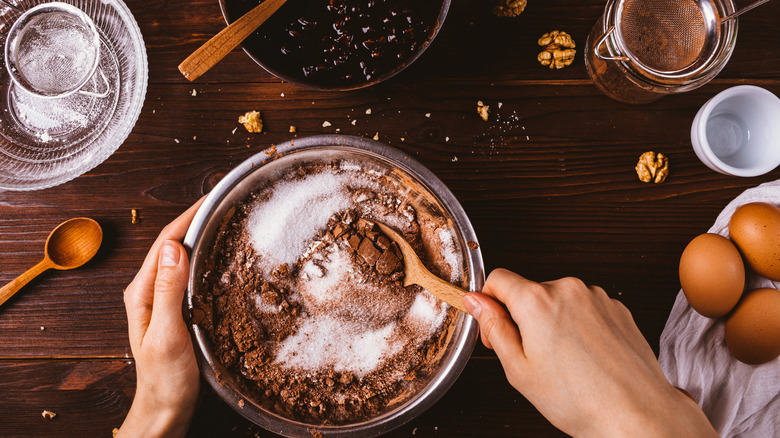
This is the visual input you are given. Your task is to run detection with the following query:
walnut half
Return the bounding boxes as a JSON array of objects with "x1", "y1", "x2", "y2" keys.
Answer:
[
  {"x1": 537, "y1": 30, "x2": 576, "y2": 69},
  {"x1": 238, "y1": 110, "x2": 263, "y2": 133},
  {"x1": 636, "y1": 151, "x2": 669, "y2": 183},
  {"x1": 493, "y1": 0, "x2": 527, "y2": 17}
]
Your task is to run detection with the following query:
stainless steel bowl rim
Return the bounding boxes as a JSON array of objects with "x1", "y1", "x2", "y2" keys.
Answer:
[
  {"x1": 216, "y1": 0, "x2": 451, "y2": 91},
  {"x1": 184, "y1": 134, "x2": 483, "y2": 437}
]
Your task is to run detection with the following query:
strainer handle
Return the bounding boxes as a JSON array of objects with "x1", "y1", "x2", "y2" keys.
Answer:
[
  {"x1": 78, "y1": 66, "x2": 110, "y2": 98},
  {"x1": 594, "y1": 26, "x2": 630, "y2": 62}
]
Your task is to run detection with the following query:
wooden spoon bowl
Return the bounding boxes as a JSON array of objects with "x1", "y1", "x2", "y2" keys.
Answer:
[
  {"x1": 376, "y1": 222, "x2": 469, "y2": 313},
  {"x1": 0, "y1": 218, "x2": 102, "y2": 308}
]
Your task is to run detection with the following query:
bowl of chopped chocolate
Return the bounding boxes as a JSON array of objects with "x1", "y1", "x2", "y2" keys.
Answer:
[
  {"x1": 185, "y1": 135, "x2": 482, "y2": 437},
  {"x1": 218, "y1": 0, "x2": 450, "y2": 90}
]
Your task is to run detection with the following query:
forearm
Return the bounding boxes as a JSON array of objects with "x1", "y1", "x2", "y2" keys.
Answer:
[
  {"x1": 116, "y1": 391, "x2": 195, "y2": 438},
  {"x1": 588, "y1": 384, "x2": 718, "y2": 438}
]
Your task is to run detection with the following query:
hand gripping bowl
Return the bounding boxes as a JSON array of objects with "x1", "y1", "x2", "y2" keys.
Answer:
[{"x1": 184, "y1": 135, "x2": 482, "y2": 437}]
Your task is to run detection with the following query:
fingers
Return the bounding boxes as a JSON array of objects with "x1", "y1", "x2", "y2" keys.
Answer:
[
  {"x1": 149, "y1": 240, "x2": 190, "y2": 334},
  {"x1": 463, "y1": 292, "x2": 526, "y2": 361},
  {"x1": 124, "y1": 198, "x2": 204, "y2": 347},
  {"x1": 129, "y1": 198, "x2": 205, "y2": 300},
  {"x1": 124, "y1": 281, "x2": 152, "y2": 349}
]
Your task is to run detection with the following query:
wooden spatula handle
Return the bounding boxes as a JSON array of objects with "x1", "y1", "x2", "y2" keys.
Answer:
[
  {"x1": 0, "y1": 259, "x2": 54, "y2": 308},
  {"x1": 178, "y1": 0, "x2": 288, "y2": 82},
  {"x1": 415, "y1": 266, "x2": 470, "y2": 313}
]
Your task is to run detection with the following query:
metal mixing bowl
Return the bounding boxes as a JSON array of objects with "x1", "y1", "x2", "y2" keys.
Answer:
[{"x1": 184, "y1": 135, "x2": 482, "y2": 437}]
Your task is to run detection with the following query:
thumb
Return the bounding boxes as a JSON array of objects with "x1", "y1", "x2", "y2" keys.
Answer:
[
  {"x1": 463, "y1": 292, "x2": 526, "y2": 361},
  {"x1": 150, "y1": 240, "x2": 190, "y2": 330}
]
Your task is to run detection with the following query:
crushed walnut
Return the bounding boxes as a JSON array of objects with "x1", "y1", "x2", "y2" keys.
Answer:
[
  {"x1": 42, "y1": 410, "x2": 56, "y2": 420},
  {"x1": 238, "y1": 110, "x2": 263, "y2": 133},
  {"x1": 477, "y1": 101, "x2": 490, "y2": 122},
  {"x1": 131, "y1": 209, "x2": 139, "y2": 224},
  {"x1": 636, "y1": 151, "x2": 669, "y2": 183},
  {"x1": 537, "y1": 30, "x2": 576, "y2": 69},
  {"x1": 493, "y1": 0, "x2": 527, "y2": 17}
]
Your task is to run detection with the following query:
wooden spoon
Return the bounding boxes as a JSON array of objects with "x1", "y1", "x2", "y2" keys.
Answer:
[
  {"x1": 178, "y1": 0, "x2": 288, "y2": 82},
  {"x1": 0, "y1": 218, "x2": 103, "y2": 308},
  {"x1": 376, "y1": 222, "x2": 469, "y2": 313}
]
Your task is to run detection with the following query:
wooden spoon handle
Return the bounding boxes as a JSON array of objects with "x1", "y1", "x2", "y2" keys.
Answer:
[
  {"x1": 414, "y1": 267, "x2": 470, "y2": 313},
  {"x1": 178, "y1": 0, "x2": 288, "y2": 81},
  {"x1": 0, "y1": 259, "x2": 54, "y2": 308}
]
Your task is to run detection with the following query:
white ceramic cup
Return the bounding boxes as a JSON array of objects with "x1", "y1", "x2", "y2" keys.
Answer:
[{"x1": 691, "y1": 85, "x2": 780, "y2": 177}]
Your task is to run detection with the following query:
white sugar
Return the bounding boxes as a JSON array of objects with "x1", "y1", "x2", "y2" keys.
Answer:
[
  {"x1": 246, "y1": 170, "x2": 353, "y2": 270},
  {"x1": 405, "y1": 292, "x2": 447, "y2": 337},
  {"x1": 438, "y1": 228, "x2": 462, "y2": 283},
  {"x1": 274, "y1": 315, "x2": 402, "y2": 377},
  {"x1": 253, "y1": 294, "x2": 282, "y2": 314},
  {"x1": 298, "y1": 246, "x2": 351, "y2": 306}
]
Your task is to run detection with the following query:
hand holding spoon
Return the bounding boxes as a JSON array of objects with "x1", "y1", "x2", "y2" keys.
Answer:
[
  {"x1": 178, "y1": 0, "x2": 288, "y2": 82},
  {"x1": 376, "y1": 222, "x2": 470, "y2": 313},
  {"x1": 0, "y1": 218, "x2": 102, "y2": 308}
]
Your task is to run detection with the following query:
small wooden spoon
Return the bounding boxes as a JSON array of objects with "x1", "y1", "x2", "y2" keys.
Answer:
[
  {"x1": 178, "y1": 0, "x2": 288, "y2": 82},
  {"x1": 376, "y1": 222, "x2": 470, "y2": 313},
  {"x1": 0, "y1": 218, "x2": 103, "y2": 308}
]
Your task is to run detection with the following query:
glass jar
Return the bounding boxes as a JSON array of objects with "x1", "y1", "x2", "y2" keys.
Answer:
[{"x1": 585, "y1": 0, "x2": 739, "y2": 104}]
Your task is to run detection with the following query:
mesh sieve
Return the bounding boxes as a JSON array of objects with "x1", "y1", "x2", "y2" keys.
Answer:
[
  {"x1": 615, "y1": 0, "x2": 722, "y2": 74},
  {"x1": 5, "y1": 3, "x2": 101, "y2": 98}
]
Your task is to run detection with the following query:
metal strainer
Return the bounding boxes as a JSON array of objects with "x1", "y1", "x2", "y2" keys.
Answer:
[
  {"x1": 4, "y1": 2, "x2": 107, "y2": 98},
  {"x1": 597, "y1": 0, "x2": 770, "y2": 77}
]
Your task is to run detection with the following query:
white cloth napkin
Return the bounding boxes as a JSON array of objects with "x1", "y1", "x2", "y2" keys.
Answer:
[{"x1": 659, "y1": 180, "x2": 780, "y2": 437}]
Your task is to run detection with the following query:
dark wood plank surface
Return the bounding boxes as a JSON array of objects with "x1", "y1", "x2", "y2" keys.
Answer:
[{"x1": 1, "y1": 0, "x2": 779, "y2": 435}]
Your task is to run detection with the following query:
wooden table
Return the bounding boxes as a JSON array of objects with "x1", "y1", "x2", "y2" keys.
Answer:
[{"x1": 2, "y1": 0, "x2": 779, "y2": 436}]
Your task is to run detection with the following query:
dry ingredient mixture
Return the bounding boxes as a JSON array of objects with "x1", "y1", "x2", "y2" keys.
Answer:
[{"x1": 196, "y1": 161, "x2": 463, "y2": 424}]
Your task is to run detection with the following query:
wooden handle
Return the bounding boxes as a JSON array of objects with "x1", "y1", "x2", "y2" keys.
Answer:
[
  {"x1": 0, "y1": 259, "x2": 54, "y2": 308},
  {"x1": 178, "y1": 0, "x2": 288, "y2": 81},
  {"x1": 414, "y1": 264, "x2": 470, "y2": 313}
]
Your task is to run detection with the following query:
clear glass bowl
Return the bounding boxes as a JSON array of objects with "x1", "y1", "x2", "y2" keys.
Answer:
[{"x1": 0, "y1": 0, "x2": 148, "y2": 191}]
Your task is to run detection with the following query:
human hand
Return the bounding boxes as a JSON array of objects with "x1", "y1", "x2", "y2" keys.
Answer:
[
  {"x1": 462, "y1": 269, "x2": 717, "y2": 438},
  {"x1": 117, "y1": 199, "x2": 204, "y2": 438}
]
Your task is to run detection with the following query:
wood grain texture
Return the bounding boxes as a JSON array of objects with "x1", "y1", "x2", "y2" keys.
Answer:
[{"x1": 1, "y1": 0, "x2": 779, "y2": 435}]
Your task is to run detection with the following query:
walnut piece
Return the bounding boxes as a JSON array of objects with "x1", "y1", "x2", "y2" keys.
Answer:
[
  {"x1": 238, "y1": 110, "x2": 263, "y2": 133},
  {"x1": 493, "y1": 0, "x2": 527, "y2": 17},
  {"x1": 131, "y1": 208, "x2": 139, "y2": 224},
  {"x1": 477, "y1": 100, "x2": 489, "y2": 122},
  {"x1": 636, "y1": 151, "x2": 669, "y2": 183},
  {"x1": 537, "y1": 30, "x2": 576, "y2": 69},
  {"x1": 42, "y1": 410, "x2": 56, "y2": 419}
]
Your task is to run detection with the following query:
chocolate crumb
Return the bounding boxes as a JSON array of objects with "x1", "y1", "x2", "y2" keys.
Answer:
[{"x1": 467, "y1": 240, "x2": 479, "y2": 250}]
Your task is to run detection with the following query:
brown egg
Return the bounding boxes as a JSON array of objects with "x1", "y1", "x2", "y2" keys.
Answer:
[
  {"x1": 725, "y1": 288, "x2": 780, "y2": 365},
  {"x1": 729, "y1": 202, "x2": 780, "y2": 281},
  {"x1": 679, "y1": 233, "x2": 745, "y2": 318}
]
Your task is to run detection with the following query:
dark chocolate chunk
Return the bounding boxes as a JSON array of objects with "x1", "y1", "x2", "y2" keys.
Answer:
[
  {"x1": 357, "y1": 238, "x2": 382, "y2": 265},
  {"x1": 347, "y1": 234, "x2": 361, "y2": 251},
  {"x1": 375, "y1": 249, "x2": 400, "y2": 275}
]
